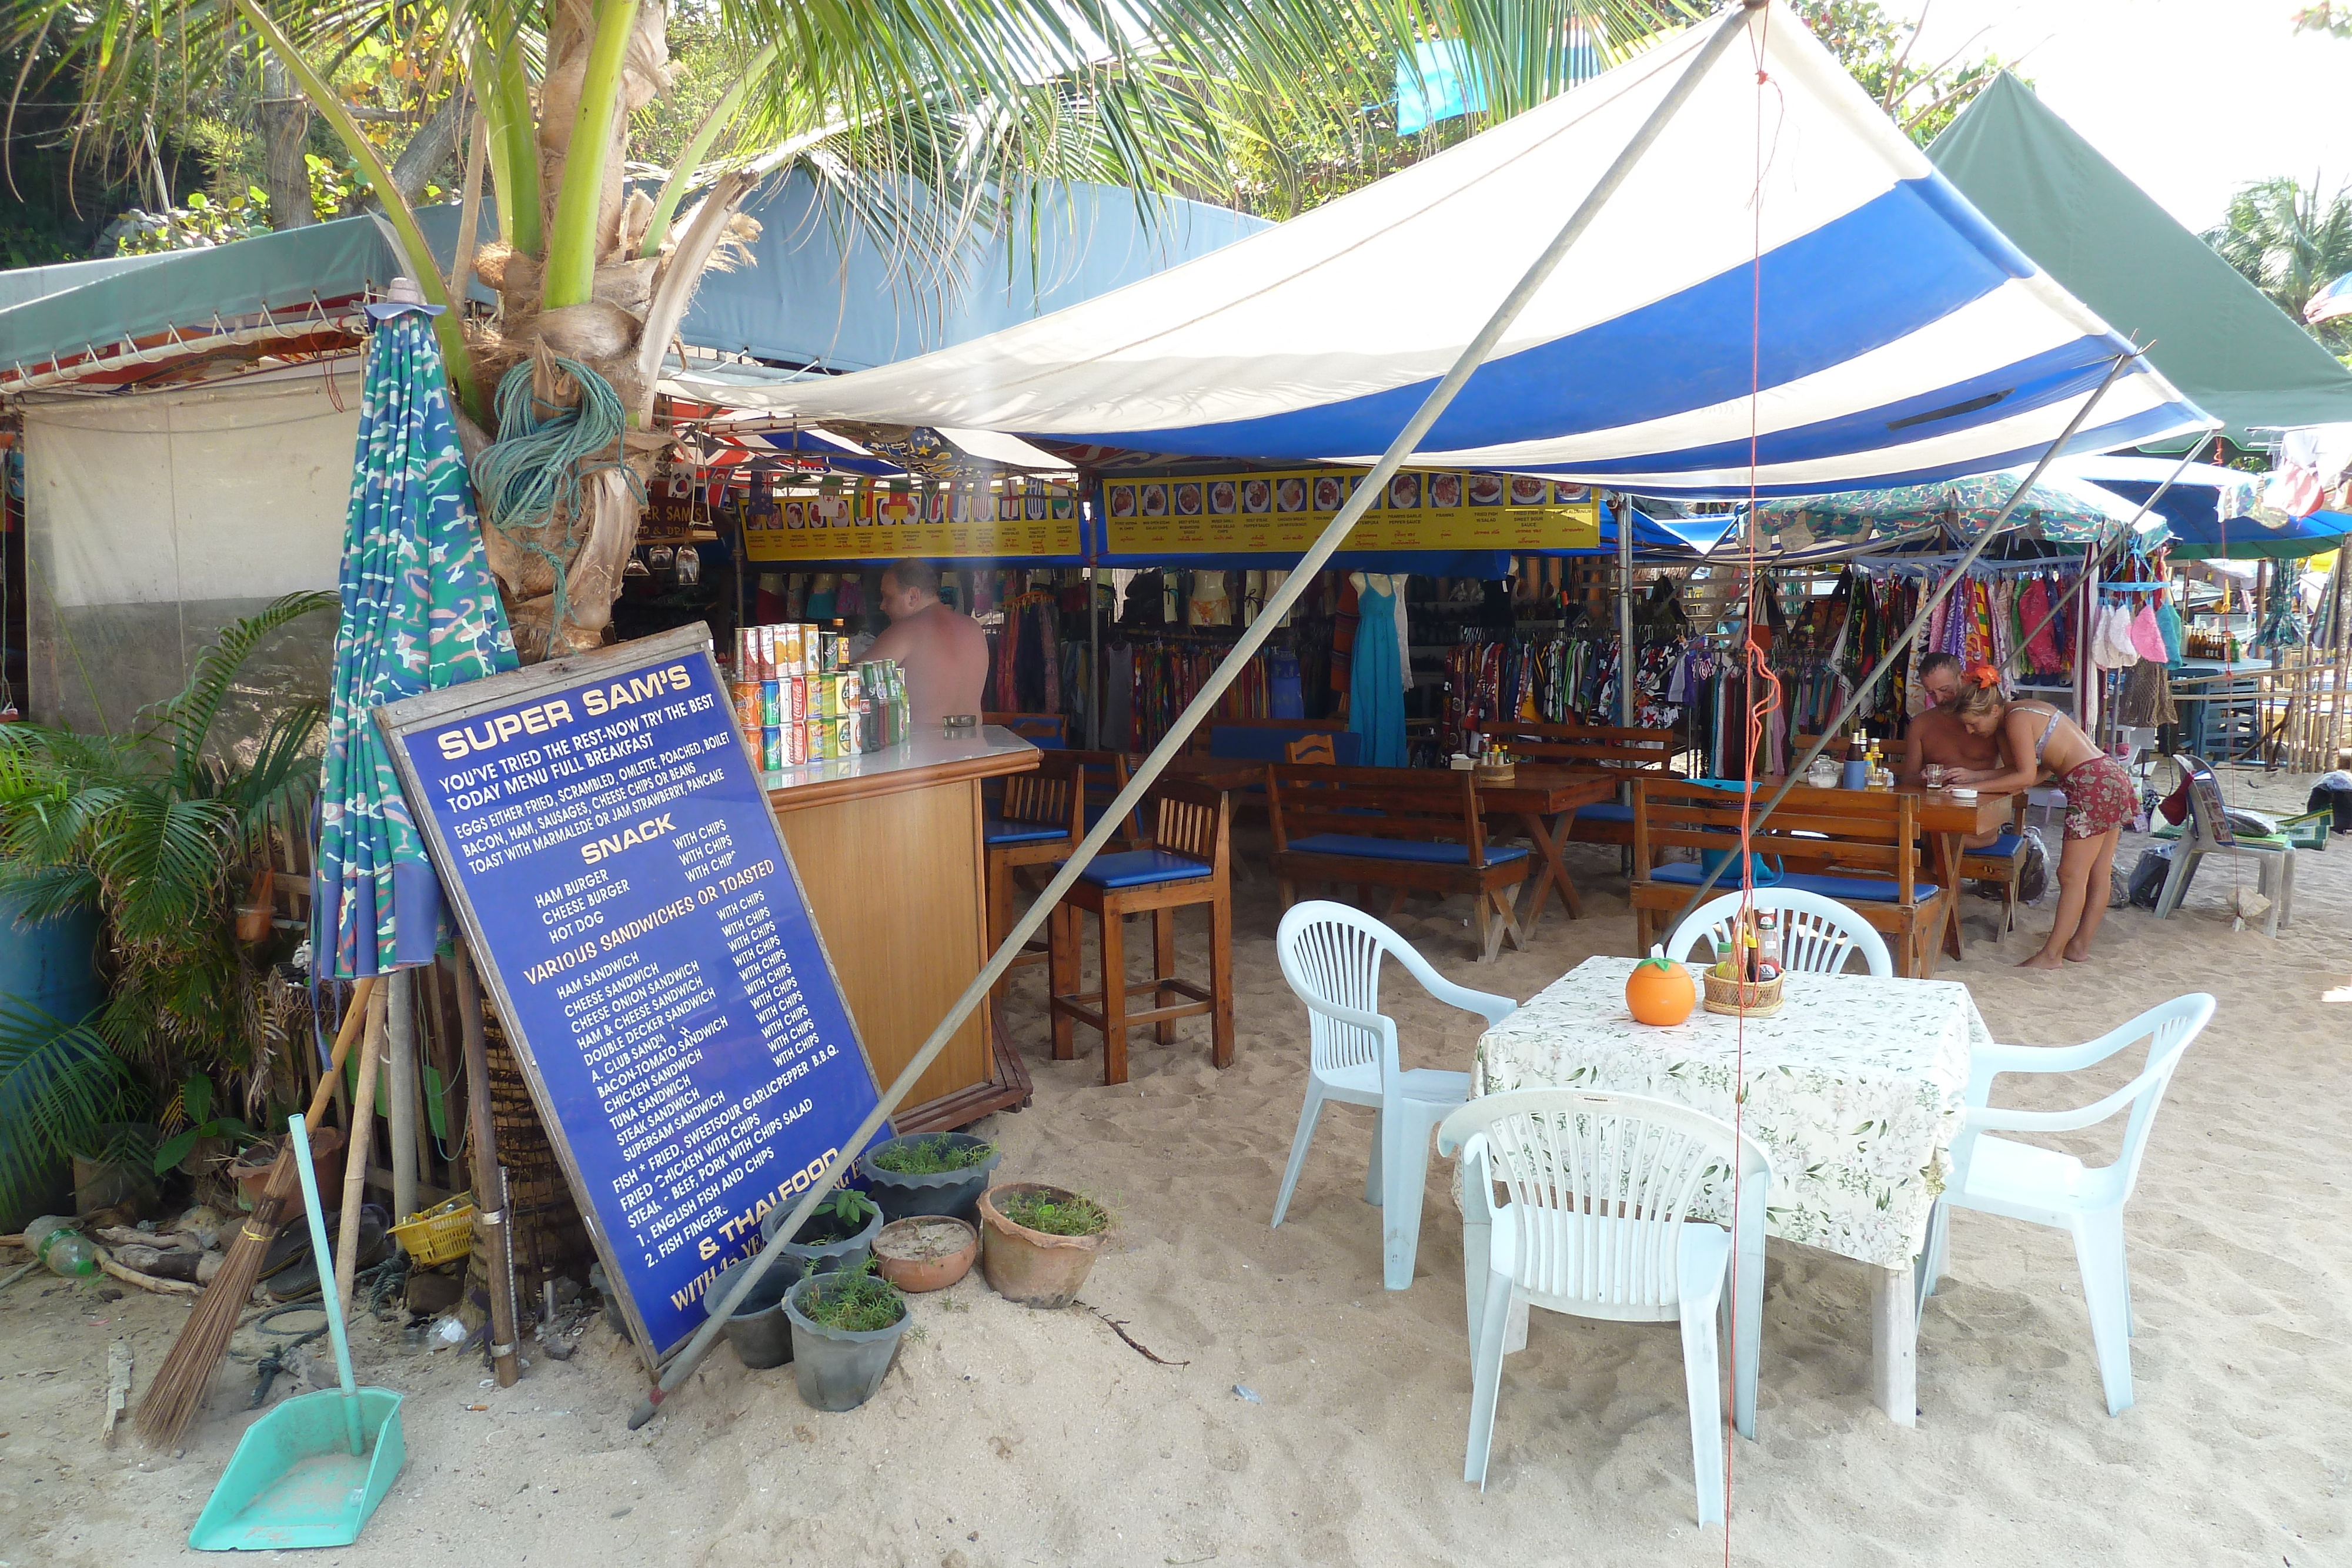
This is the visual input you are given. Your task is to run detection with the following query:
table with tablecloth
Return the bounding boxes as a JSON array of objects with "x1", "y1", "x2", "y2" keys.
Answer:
[{"x1": 1472, "y1": 956, "x2": 1983, "y2": 1423}]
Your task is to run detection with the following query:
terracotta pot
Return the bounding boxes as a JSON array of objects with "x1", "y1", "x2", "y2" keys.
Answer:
[
  {"x1": 977, "y1": 1183, "x2": 1108, "y2": 1309},
  {"x1": 872, "y1": 1215, "x2": 977, "y2": 1293},
  {"x1": 229, "y1": 1125, "x2": 345, "y2": 1221}
]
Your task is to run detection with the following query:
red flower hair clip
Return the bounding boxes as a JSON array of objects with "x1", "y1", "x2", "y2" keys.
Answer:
[{"x1": 1965, "y1": 663, "x2": 2002, "y2": 690}]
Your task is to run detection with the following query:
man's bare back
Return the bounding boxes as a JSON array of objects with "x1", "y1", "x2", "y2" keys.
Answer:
[
  {"x1": 866, "y1": 600, "x2": 988, "y2": 727},
  {"x1": 1906, "y1": 706, "x2": 2003, "y2": 775}
]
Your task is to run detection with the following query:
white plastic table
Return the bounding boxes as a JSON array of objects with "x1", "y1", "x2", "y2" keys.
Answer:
[{"x1": 1474, "y1": 957, "x2": 1980, "y2": 1426}]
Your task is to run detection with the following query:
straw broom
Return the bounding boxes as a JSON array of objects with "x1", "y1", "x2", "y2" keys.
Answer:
[{"x1": 134, "y1": 975, "x2": 377, "y2": 1450}]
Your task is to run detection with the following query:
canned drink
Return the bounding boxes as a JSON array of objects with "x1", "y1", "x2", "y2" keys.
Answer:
[
  {"x1": 786, "y1": 719, "x2": 808, "y2": 765},
  {"x1": 730, "y1": 680, "x2": 761, "y2": 738},
  {"x1": 760, "y1": 678, "x2": 782, "y2": 728},
  {"x1": 786, "y1": 675, "x2": 807, "y2": 725},
  {"x1": 761, "y1": 724, "x2": 784, "y2": 773},
  {"x1": 779, "y1": 623, "x2": 804, "y2": 677},
  {"x1": 734, "y1": 627, "x2": 760, "y2": 681},
  {"x1": 818, "y1": 631, "x2": 838, "y2": 673},
  {"x1": 838, "y1": 668, "x2": 861, "y2": 711},
  {"x1": 806, "y1": 717, "x2": 830, "y2": 762},
  {"x1": 813, "y1": 677, "x2": 835, "y2": 721},
  {"x1": 834, "y1": 716, "x2": 856, "y2": 757},
  {"x1": 756, "y1": 625, "x2": 777, "y2": 680}
]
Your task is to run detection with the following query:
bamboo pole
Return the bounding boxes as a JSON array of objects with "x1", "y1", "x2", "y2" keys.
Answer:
[{"x1": 454, "y1": 942, "x2": 520, "y2": 1388}]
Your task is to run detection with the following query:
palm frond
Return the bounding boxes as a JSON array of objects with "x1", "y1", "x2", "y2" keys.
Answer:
[
  {"x1": 0, "y1": 998, "x2": 145, "y2": 1220},
  {"x1": 140, "y1": 590, "x2": 335, "y2": 792}
]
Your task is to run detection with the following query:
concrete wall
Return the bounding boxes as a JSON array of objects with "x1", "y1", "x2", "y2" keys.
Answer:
[{"x1": 21, "y1": 358, "x2": 358, "y2": 741}]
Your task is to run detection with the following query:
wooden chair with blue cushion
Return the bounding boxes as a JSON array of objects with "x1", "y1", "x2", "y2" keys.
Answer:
[
  {"x1": 1068, "y1": 747, "x2": 1145, "y2": 850},
  {"x1": 1628, "y1": 777, "x2": 1952, "y2": 978},
  {"x1": 1047, "y1": 778, "x2": 1234, "y2": 1085},
  {"x1": 1958, "y1": 794, "x2": 2030, "y2": 934},
  {"x1": 1267, "y1": 764, "x2": 1529, "y2": 962},
  {"x1": 984, "y1": 751, "x2": 1082, "y2": 1002},
  {"x1": 984, "y1": 711, "x2": 1067, "y2": 747}
]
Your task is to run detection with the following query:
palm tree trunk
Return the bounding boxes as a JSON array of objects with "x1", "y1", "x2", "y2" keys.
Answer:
[{"x1": 256, "y1": 54, "x2": 314, "y2": 230}]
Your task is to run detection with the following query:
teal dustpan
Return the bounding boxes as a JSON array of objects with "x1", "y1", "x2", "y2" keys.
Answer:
[{"x1": 189, "y1": 1116, "x2": 406, "y2": 1550}]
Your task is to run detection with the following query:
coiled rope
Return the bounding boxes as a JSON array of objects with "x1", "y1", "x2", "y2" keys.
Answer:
[{"x1": 473, "y1": 355, "x2": 643, "y2": 636}]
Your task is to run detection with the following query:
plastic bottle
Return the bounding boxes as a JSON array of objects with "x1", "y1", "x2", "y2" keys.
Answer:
[
  {"x1": 1756, "y1": 910, "x2": 1783, "y2": 977},
  {"x1": 22, "y1": 1216, "x2": 99, "y2": 1278}
]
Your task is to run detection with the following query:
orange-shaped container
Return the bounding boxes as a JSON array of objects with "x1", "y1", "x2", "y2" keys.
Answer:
[{"x1": 1626, "y1": 947, "x2": 1697, "y2": 1026}]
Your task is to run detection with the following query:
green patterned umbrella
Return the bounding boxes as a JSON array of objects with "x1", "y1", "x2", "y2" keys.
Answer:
[
  {"x1": 1752, "y1": 468, "x2": 2143, "y2": 547},
  {"x1": 315, "y1": 303, "x2": 516, "y2": 978}
]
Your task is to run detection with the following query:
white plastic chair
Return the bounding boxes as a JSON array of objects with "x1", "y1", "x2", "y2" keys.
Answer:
[
  {"x1": 1272, "y1": 902, "x2": 1516, "y2": 1291},
  {"x1": 1922, "y1": 993, "x2": 2215, "y2": 1416},
  {"x1": 1436, "y1": 1088, "x2": 1771, "y2": 1524},
  {"x1": 1664, "y1": 888, "x2": 1893, "y2": 977},
  {"x1": 2154, "y1": 756, "x2": 2293, "y2": 937}
]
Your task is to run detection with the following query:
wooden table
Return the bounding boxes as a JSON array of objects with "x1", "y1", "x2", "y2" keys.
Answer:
[
  {"x1": 1469, "y1": 766, "x2": 1618, "y2": 928},
  {"x1": 1476, "y1": 957, "x2": 1980, "y2": 1426}
]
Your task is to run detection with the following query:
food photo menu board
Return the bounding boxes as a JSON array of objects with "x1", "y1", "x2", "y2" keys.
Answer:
[
  {"x1": 376, "y1": 624, "x2": 891, "y2": 1368},
  {"x1": 740, "y1": 477, "x2": 1080, "y2": 563},
  {"x1": 1101, "y1": 469, "x2": 1602, "y2": 556}
]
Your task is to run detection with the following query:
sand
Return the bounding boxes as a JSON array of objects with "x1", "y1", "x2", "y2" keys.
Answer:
[{"x1": 6, "y1": 767, "x2": 2347, "y2": 1567}]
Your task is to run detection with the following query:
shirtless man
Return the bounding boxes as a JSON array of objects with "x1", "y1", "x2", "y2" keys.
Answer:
[
  {"x1": 863, "y1": 559, "x2": 988, "y2": 728},
  {"x1": 1897, "y1": 653, "x2": 2009, "y2": 847}
]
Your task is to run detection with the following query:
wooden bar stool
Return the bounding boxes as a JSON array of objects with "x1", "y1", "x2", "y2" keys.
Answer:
[
  {"x1": 1048, "y1": 778, "x2": 1234, "y2": 1085},
  {"x1": 984, "y1": 751, "x2": 1082, "y2": 1002},
  {"x1": 1068, "y1": 748, "x2": 1145, "y2": 850}
]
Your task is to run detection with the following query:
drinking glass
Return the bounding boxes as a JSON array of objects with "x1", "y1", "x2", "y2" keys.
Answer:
[{"x1": 1922, "y1": 764, "x2": 1947, "y2": 790}]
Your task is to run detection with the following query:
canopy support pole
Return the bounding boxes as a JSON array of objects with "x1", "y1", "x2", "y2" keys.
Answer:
[
  {"x1": 629, "y1": 0, "x2": 1771, "y2": 1430},
  {"x1": 1616, "y1": 492, "x2": 1636, "y2": 727},
  {"x1": 1663, "y1": 350, "x2": 2143, "y2": 932}
]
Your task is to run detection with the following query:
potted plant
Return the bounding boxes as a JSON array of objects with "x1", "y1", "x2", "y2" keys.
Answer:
[
  {"x1": 871, "y1": 1215, "x2": 978, "y2": 1293},
  {"x1": 977, "y1": 1182, "x2": 1111, "y2": 1309},
  {"x1": 0, "y1": 594, "x2": 332, "y2": 1223},
  {"x1": 758, "y1": 1188, "x2": 883, "y2": 1278},
  {"x1": 856, "y1": 1132, "x2": 1000, "y2": 1223},
  {"x1": 783, "y1": 1266, "x2": 913, "y2": 1411},
  {"x1": 704, "y1": 1252, "x2": 797, "y2": 1370}
]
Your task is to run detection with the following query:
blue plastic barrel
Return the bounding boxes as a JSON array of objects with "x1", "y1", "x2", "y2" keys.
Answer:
[{"x1": 0, "y1": 887, "x2": 102, "y2": 1021}]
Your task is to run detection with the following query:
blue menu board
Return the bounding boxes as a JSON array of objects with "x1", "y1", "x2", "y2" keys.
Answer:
[{"x1": 376, "y1": 626, "x2": 890, "y2": 1365}]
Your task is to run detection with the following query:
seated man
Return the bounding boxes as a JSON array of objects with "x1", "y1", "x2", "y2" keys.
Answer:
[{"x1": 1898, "y1": 653, "x2": 2007, "y2": 847}]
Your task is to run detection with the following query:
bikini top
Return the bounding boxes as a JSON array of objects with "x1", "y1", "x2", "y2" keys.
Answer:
[{"x1": 2017, "y1": 703, "x2": 2064, "y2": 762}]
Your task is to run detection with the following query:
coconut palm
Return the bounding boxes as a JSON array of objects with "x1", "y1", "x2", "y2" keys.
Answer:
[
  {"x1": 9, "y1": 2, "x2": 1690, "y2": 660},
  {"x1": 2203, "y1": 175, "x2": 2352, "y2": 357}
]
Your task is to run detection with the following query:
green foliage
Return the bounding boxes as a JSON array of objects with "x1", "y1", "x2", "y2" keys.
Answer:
[
  {"x1": 794, "y1": 1265, "x2": 906, "y2": 1332},
  {"x1": 0, "y1": 592, "x2": 335, "y2": 1198},
  {"x1": 2292, "y1": 4, "x2": 2351, "y2": 38},
  {"x1": 152, "y1": 1071, "x2": 258, "y2": 1174},
  {"x1": 1790, "y1": 0, "x2": 2019, "y2": 146},
  {"x1": 113, "y1": 189, "x2": 277, "y2": 255},
  {"x1": 2202, "y1": 176, "x2": 2352, "y2": 359},
  {"x1": 0, "y1": 999, "x2": 144, "y2": 1218},
  {"x1": 868, "y1": 1135, "x2": 994, "y2": 1174},
  {"x1": 1000, "y1": 1188, "x2": 1110, "y2": 1236}
]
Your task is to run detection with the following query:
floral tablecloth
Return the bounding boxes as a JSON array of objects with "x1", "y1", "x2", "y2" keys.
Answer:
[{"x1": 1474, "y1": 958, "x2": 1980, "y2": 1269}]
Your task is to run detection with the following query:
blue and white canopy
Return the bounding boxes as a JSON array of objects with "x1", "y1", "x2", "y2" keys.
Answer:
[{"x1": 677, "y1": 3, "x2": 2208, "y2": 500}]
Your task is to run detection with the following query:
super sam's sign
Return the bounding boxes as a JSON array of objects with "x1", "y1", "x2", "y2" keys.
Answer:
[{"x1": 375, "y1": 627, "x2": 891, "y2": 1366}]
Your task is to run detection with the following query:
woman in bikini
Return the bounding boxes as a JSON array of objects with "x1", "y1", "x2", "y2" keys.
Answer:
[{"x1": 1947, "y1": 664, "x2": 2135, "y2": 969}]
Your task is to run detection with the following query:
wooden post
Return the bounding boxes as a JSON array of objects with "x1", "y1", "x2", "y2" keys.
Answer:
[
  {"x1": 453, "y1": 941, "x2": 521, "y2": 1388},
  {"x1": 333, "y1": 983, "x2": 387, "y2": 1318}
]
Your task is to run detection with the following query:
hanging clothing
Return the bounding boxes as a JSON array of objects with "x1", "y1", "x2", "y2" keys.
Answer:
[{"x1": 1349, "y1": 577, "x2": 1408, "y2": 767}]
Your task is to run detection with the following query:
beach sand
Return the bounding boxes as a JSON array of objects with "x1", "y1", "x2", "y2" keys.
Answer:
[{"x1": 6, "y1": 767, "x2": 2346, "y2": 1567}]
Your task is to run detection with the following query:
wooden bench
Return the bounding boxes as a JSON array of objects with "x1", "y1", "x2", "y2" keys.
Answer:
[
  {"x1": 1469, "y1": 720, "x2": 1676, "y2": 849},
  {"x1": 1958, "y1": 795, "x2": 2031, "y2": 935},
  {"x1": 1186, "y1": 716, "x2": 1349, "y2": 755},
  {"x1": 1628, "y1": 778, "x2": 1955, "y2": 978},
  {"x1": 1267, "y1": 764, "x2": 1529, "y2": 962}
]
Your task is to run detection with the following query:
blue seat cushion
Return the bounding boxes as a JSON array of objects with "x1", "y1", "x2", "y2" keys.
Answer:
[
  {"x1": 1060, "y1": 850, "x2": 1214, "y2": 889},
  {"x1": 1573, "y1": 801, "x2": 1635, "y2": 823},
  {"x1": 1962, "y1": 832, "x2": 2025, "y2": 861},
  {"x1": 1647, "y1": 862, "x2": 1939, "y2": 903},
  {"x1": 1284, "y1": 833, "x2": 1529, "y2": 866},
  {"x1": 1210, "y1": 727, "x2": 1364, "y2": 764},
  {"x1": 984, "y1": 817, "x2": 1070, "y2": 847}
]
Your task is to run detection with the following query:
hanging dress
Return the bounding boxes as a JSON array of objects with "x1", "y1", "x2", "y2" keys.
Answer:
[{"x1": 1348, "y1": 575, "x2": 1408, "y2": 767}]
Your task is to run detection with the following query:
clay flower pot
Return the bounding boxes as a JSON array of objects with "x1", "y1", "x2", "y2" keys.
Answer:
[
  {"x1": 977, "y1": 1183, "x2": 1110, "y2": 1309},
  {"x1": 872, "y1": 1216, "x2": 978, "y2": 1293}
]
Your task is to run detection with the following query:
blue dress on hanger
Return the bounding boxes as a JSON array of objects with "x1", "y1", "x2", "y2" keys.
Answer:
[{"x1": 1349, "y1": 578, "x2": 1408, "y2": 767}]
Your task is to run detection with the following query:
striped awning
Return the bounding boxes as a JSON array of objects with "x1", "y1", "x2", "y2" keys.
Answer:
[{"x1": 675, "y1": 3, "x2": 2209, "y2": 499}]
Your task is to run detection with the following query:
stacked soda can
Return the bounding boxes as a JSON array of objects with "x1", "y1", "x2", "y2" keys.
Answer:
[{"x1": 729, "y1": 622, "x2": 916, "y2": 770}]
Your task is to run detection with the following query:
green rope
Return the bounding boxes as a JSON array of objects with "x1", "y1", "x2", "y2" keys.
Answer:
[{"x1": 474, "y1": 356, "x2": 644, "y2": 636}]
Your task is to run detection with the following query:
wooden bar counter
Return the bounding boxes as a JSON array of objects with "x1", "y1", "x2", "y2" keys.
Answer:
[{"x1": 766, "y1": 725, "x2": 1040, "y2": 1132}]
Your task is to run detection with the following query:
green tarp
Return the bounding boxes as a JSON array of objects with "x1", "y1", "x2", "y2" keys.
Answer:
[{"x1": 1929, "y1": 73, "x2": 2352, "y2": 447}]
